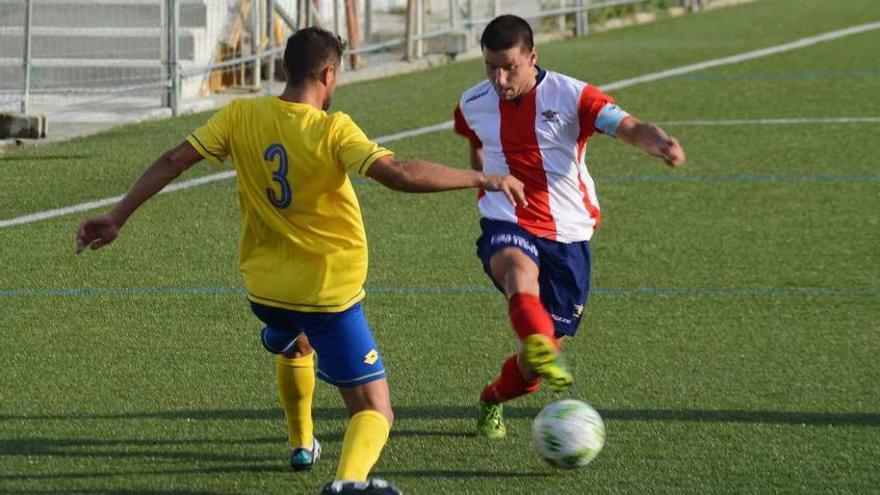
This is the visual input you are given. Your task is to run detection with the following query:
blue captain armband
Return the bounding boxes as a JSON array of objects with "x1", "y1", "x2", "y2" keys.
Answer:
[{"x1": 595, "y1": 104, "x2": 630, "y2": 138}]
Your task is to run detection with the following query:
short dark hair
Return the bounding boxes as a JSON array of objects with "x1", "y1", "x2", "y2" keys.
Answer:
[
  {"x1": 283, "y1": 27, "x2": 346, "y2": 85},
  {"x1": 480, "y1": 15, "x2": 534, "y2": 52}
]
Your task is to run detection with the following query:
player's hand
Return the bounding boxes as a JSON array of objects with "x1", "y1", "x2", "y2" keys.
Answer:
[
  {"x1": 75, "y1": 214, "x2": 121, "y2": 254},
  {"x1": 660, "y1": 136, "x2": 685, "y2": 168},
  {"x1": 483, "y1": 174, "x2": 527, "y2": 207}
]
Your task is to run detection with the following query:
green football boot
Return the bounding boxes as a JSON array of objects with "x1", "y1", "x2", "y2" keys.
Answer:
[
  {"x1": 477, "y1": 400, "x2": 507, "y2": 439},
  {"x1": 522, "y1": 334, "x2": 573, "y2": 393}
]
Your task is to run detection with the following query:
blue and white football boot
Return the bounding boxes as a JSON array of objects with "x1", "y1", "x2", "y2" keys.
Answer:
[
  {"x1": 319, "y1": 478, "x2": 403, "y2": 494},
  {"x1": 290, "y1": 437, "x2": 321, "y2": 471}
]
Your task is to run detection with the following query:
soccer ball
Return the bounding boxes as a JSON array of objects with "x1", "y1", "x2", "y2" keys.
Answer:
[{"x1": 532, "y1": 399, "x2": 605, "y2": 469}]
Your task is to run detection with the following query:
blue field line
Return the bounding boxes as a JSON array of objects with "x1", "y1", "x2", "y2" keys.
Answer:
[
  {"x1": 1, "y1": 286, "x2": 877, "y2": 299},
  {"x1": 0, "y1": 286, "x2": 245, "y2": 297},
  {"x1": 341, "y1": 175, "x2": 880, "y2": 188},
  {"x1": 597, "y1": 174, "x2": 880, "y2": 183}
]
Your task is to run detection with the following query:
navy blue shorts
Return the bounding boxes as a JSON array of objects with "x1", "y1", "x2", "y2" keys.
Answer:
[
  {"x1": 250, "y1": 301, "x2": 387, "y2": 388},
  {"x1": 476, "y1": 218, "x2": 591, "y2": 336}
]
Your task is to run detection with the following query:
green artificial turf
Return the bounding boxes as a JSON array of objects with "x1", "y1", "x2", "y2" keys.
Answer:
[{"x1": 2, "y1": 0, "x2": 878, "y2": 493}]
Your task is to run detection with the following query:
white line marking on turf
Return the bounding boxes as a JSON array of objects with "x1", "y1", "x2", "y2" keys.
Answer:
[
  {"x1": 0, "y1": 171, "x2": 236, "y2": 228},
  {"x1": 2, "y1": 195, "x2": 126, "y2": 229},
  {"x1": 4, "y1": 21, "x2": 880, "y2": 229},
  {"x1": 374, "y1": 121, "x2": 454, "y2": 143},
  {"x1": 659, "y1": 117, "x2": 880, "y2": 126},
  {"x1": 599, "y1": 21, "x2": 880, "y2": 91}
]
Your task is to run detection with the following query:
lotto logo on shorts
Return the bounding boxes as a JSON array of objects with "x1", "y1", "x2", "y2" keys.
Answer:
[{"x1": 363, "y1": 349, "x2": 379, "y2": 365}]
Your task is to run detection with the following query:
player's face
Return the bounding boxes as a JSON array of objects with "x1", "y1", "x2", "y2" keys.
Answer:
[{"x1": 483, "y1": 45, "x2": 537, "y2": 101}]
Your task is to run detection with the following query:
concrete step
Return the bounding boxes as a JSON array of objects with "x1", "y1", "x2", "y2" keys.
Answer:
[
  {"x1": 0, "y1": 0, "x2": 207, "y2": 29},
  {"x1": 0, "y1": 0, "x2": 225, "y2": 98},
  {"x1": 0, "y1": 27, "x2": 196, "y2": 61}
]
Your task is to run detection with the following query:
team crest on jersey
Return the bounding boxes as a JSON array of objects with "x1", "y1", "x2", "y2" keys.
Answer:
[
  {"x1": 573, "y1": 304, "x2": 584, "y2": 318},
  {"x1": 541, "y1": 109, "x2": 559, "y2": 123}
]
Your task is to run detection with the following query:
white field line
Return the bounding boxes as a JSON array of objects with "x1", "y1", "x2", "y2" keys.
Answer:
[
  {"x1": 0, "y1": 171, "x2": 238, "y2": 229},
  {"x1": 600, "y1": 21, "x2": 880, "y2": 91},
  {"x1": 3, "y1": 21, "x2": 879, "y2": 230},
  {"x1": 374, "y1": 121, "x2": 454, "y2": 143}
]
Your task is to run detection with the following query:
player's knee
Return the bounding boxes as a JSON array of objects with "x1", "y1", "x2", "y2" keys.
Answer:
[
  {"x1": 507, "y1": 274, "x2": 539, "y2": 296},
  {"x1": 287, "y1": 336, "x2": 313, "y2": 358},
  {"x1": 493, "y1": 253, "x2": 539, "y2": 295},
  {"x1": 366, "y1": 400, "x2": 394, "y2": 427},
  {"x1": 368, "y1": 398, "x2": 394, "y2": 427},
  {"x1": 381, "y1": 406, "x2": 394, "y2": 428},
  {"x1": 350, "y1": 404, "x2": 393, "y2": 428},
  {"x1": 386, "y1": 405, "x2": 395, "y2": 427}
]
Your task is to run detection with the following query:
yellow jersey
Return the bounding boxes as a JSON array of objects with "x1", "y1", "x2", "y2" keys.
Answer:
[{"x1": 186, "y1": 96, "x2": 393, "y2": 312}]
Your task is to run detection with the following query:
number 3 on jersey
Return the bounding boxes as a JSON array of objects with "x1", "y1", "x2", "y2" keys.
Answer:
[{"x1": 265, "y1": 144, "x2": 292, "y2": 208}]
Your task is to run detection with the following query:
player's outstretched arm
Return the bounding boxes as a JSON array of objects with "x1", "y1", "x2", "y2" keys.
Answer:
[
  {"x1": 75, "y1": 141, "x2": 204, "y2": 254},
  {"x1": 616, "y1": 116, "x2": 685, "y2": 167},
  {"x1": 366, "y1": 155, "x2": 527, "y2": 207}
]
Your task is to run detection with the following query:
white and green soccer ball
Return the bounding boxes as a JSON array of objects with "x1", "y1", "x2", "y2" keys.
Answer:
[{"x1": 532, "y1": 399, "x2": 605, "y2": 469}]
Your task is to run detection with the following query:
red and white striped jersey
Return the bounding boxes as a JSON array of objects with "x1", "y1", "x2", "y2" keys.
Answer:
[{"x1": 454, "y1": 69, "x2": 628, "y2": 243}]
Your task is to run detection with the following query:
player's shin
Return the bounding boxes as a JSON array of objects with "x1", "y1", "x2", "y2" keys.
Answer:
[
  {"x1": 507, "y1": 294, "x2": 572, "y2": 392},
  {"x1": 508, "y1": 293, "x2": 556, "y2": 341},
  {"x1": 276, "y1": 353, "x2": 316, "y2": 448},
  {"x1": 336, "y1": 409, "x2": 390, "y2": 482}
]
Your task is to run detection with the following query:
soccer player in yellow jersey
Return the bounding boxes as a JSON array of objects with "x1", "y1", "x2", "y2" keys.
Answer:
[{"x1": 75, "y1": 27, "x2": 525, "y2": 495}]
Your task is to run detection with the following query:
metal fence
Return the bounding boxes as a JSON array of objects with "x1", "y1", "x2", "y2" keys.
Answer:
[{"x1": 1, "y1": 0, "x2": 710, "y2": 119}]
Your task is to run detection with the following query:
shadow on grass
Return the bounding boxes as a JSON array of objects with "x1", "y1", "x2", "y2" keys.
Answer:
[
  {"x1": 0, "y1": 489, "x2": 227, "y2": 495},
  {"x1": 0, "y1": 154, "x2": 94, "y2": 162},
  {"x1": 0, "y1": 427, "x2": 475, "y2": 479},
  {"x1": 375, "y1": 469, "x2": 549, "y2": 479},
  {"x1": 1, "y1": 406, "x2": 876, "y2": 485},
  {"x1": 0, "y1": 436, "x2": 280, "y2": 464},
  {"x1": 0, "y1": 463, "x2": 287, "y2": 483},
  {"x1": 2, "y1": 406, "x2": 878, "y2": 427},
  {"x1": 0, "y1": 427, "x2": 471, "y2": 462}
]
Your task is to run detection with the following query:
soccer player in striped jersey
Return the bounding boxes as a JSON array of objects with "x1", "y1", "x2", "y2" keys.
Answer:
[
  {"x1": 453, "y1": 15, "x2": 686, "y2": 439},
  {"x1": 75, "y1": 27, "x2": 524, "y2": 494}
]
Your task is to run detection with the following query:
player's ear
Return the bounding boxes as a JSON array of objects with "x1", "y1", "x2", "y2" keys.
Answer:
[
  {"x1": 319, "y1": 64, "x2": 335, "y2": 87},
  {"x1": 318, "y1": 65, "x2": 329, "y2": 86}
]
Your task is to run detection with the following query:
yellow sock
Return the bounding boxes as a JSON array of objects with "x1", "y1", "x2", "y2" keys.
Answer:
[
  {"x1": 335, "y1": 410, "x2": 390, "y2": 482},
  {"x1": 275, "y1": 353, "x2": 315, "y2": 448}
]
